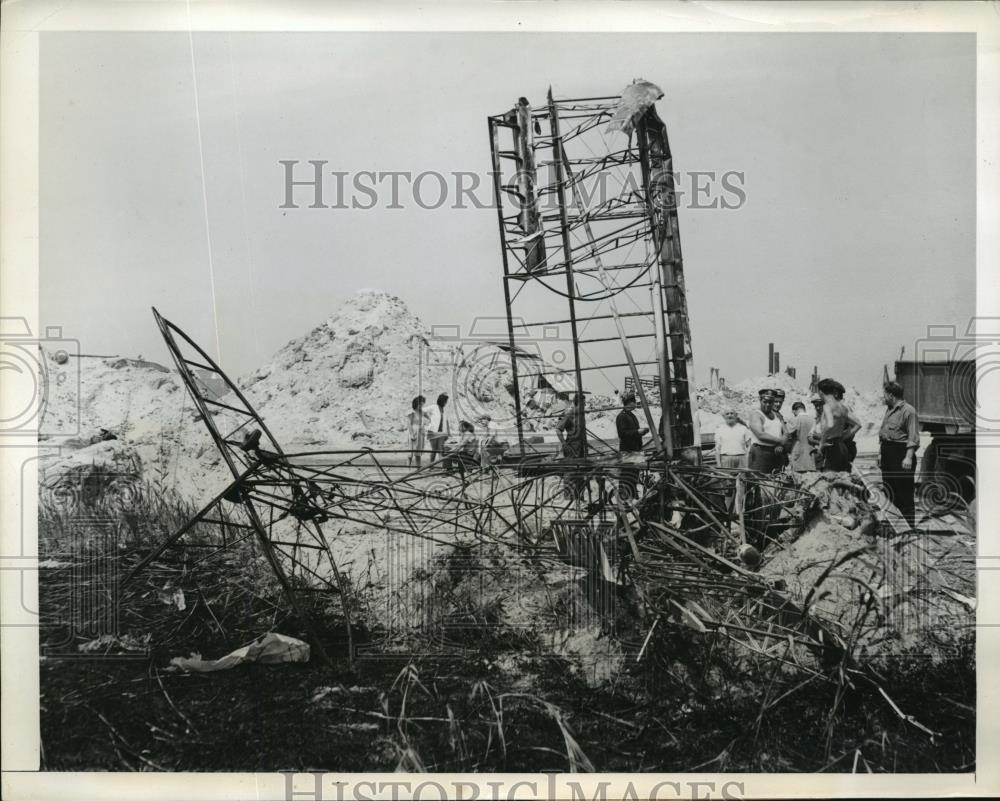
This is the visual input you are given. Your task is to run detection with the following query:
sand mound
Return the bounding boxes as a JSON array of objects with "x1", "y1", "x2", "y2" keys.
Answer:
[
  {"x1": 39, "y1": 350, "x2": 219, "y2": 501},
  {"x1": 38, "y1": 291, "x2": 536, "y2": 505},
  {"x1": 760, "y1": 471, "x2": 974, "y2": 659},
  {"x1": 238, "y1": 290, "x2": 521, "y2": 451}
]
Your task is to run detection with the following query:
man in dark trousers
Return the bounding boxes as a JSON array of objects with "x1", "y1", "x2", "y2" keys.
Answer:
[
  {"x1": 878, "y1": 381, "x2": 920, "y2": 528},
  {"x1": 556, "y1": 391, "x2": 586, "y2": 501},
  {"x1": 616, "y1": 392, "x2": 648, "y2": 503}
]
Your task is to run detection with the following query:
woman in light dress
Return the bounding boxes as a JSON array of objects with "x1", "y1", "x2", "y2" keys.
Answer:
[{"x1": 406, "y1": 395, "x2": 429, "y2": 468}]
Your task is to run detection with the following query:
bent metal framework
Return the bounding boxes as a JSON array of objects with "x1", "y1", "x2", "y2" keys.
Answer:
[{"x1": 123, "y1": 86, "x2": 960, "y2": 737}]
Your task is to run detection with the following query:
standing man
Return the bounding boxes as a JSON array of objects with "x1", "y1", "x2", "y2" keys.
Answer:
[
  {"x1": 556, "y1": 391, "x2": 587, "y2": 500},
  {"x1": 714, "y1": 409, "x2": 752, "y2": 469},
  {"x1": 816, "y1": 378, "x2": 862, "y2": 472},
  {"x1": 555, "y1": 392, "x2": 585, "y2": 458},
  {"x1": 771, "y1": 389, "x2": 791, "y2": 468},
  {"x1": 808, "y1": 393, "x2": 825, "y2": 469},
  {"x1": 879, "y1": 381, "x2": 920, "y2": 528},
  {"x1": 426, "y1": 393, "x2": 451, "y2": 464},
  {"x1": 787, "y1": 401, "x2": 818, "y2": 472},
  {"x1": 771, "y1": 389, "x2": 787, "y2": 423},
  {"x1": 616, "y1": 392, "x2": 648, "y2": 503},
  {"x1": 748, "y1": 389, "x2": 786, "y2": 473}
]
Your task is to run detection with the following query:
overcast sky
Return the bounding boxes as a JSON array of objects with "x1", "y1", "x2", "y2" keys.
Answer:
[{"x1": 40, "y1": 32, "x2": 975, "y2": 389}]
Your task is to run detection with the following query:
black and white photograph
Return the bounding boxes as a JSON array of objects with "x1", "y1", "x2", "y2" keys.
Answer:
[{"x1": 1, "y1": 2, "x2": 998, "y2": 799}]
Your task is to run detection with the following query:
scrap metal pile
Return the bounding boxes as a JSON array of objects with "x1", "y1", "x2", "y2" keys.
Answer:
[{"x1": 126, "y1": 87, "x2": 972, "y2": 738}]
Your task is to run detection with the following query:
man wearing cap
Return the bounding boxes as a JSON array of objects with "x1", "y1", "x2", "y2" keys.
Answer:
[
  {"x1": 616, "y1": 392, "x2": 648, "y2": 502},
  {"x1": 771, "y1": 389, "x2": 787, "y2": 422},
  {"x1": 747, "y1": 389, "x2": 786, "y2": 473}
]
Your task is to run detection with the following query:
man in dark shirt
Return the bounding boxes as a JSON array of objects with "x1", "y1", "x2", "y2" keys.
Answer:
[
  {"x1": 556, "y1": 391, "x2": 586, "y2": 501},
  {"x1": 878, "y1": 381, "x2": 920, "y2": 528},
  {"x1": 556, "y1": 392, "x2": 584, "y2": 458},
  {"x1": 616, "y1": 392, "x2": 647, "y2": 503}
]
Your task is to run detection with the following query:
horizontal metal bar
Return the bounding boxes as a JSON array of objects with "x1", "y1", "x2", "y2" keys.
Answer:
[
  {"x1": 553, "y1": 95, "x2": 622, "y2": 102},
  {"x1": 540, "y1": 211, "x2": 646, "y2": 223},
  {"x1": 577, "y1": 360, "x2": 657, "y2": 372},
  {"x1": 512, "y1": 260, "x2": 650, "y2": 278},
  {"x1": 202, "y1": 396, "x2": 254, "y2": 416},
  {"x1": 578, "y1": 332, "x2": 656, "y2": 344},
  {"x1": 513, "y1": 311, "x2": 653, "y2": 327}
]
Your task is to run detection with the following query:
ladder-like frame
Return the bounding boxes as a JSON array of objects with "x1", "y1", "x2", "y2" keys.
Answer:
[{"x1": 488, "y1": 88, "x2": 700, "y2": 459}]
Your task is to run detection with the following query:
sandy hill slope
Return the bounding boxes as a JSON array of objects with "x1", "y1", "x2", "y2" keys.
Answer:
[
  {"x1": 38, "y1": 291, "x2": 526, "y2": 503},
  {"x1": 237, "y1": 289, "x2": 522, "y2": 452}
]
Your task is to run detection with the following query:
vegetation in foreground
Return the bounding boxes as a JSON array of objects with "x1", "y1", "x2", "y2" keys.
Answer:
[{"x1": 39, "y1": 482, "x2": 974, "y2": 773}]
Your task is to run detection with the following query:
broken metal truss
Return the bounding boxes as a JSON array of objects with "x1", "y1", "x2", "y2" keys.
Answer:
[{"x1": 125, "y1": 309, "x2": 843, "y2": 674}]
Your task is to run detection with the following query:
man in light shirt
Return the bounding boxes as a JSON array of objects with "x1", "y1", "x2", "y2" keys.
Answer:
[
  {"x1": 426, "y1": 392, "x2": 451, "y2": 464},
  {"x1": 878, "y1": 380, "x2": 920, "y2": 527},
  {"x1": 714, "y1": 409, "x2": 751, "y2": 469}
]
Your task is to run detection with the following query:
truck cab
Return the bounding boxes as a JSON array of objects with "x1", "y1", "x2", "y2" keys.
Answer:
[{"x1": 894, "y1": 359, "x2": 976, "y2": 504}]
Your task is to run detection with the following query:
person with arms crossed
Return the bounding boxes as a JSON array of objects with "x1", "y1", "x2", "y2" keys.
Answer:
[{"x1": 748, "y1": 389, "x2": 786, "y2": 473}]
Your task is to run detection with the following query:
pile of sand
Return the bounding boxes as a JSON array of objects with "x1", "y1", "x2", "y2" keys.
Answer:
[
  {"x1": 237, "y1": 289, "x2": 533, "y2": 452},
  {"x1": 38, "y1": 290, "x2": 535, "y2": 505},
  {"x1": 39, "y1": 350, "x2": 218, "y2": 501},
  {"x1": 760, "y1": 471, "x2": 973, "y2": 658}
]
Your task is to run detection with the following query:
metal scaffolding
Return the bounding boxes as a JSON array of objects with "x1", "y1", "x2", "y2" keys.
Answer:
[{"x1": 488, "y1": 88, "x2": 700, "y2": 460}]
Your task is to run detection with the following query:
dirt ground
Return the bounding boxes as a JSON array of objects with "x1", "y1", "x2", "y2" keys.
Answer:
[{"x1": 38, "y1": 472, "x2": 975, "y2": 773}]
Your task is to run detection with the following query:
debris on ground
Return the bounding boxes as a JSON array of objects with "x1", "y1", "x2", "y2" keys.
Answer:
[{"x1": 169, "y1": 633, "x2": 310, "y2": 673}]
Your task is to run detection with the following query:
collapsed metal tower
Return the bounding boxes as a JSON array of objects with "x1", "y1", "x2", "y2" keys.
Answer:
[{"x1": 488, "y1": 85, "x2": 699, "y2": 459}]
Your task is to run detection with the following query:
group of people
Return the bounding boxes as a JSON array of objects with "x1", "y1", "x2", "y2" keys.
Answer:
[
  {"x1": 405, "y1": 377, "x2": 922, "y2": 527},
  {"x1": 714, "y1": 380, "x2": 863, "y2": 474},
  {"x1": 714, "y1": 379, "x2": 921, "y2": 527},
  {"x1": 405, "y1": 393, "x2": 508, "y2": 472}
]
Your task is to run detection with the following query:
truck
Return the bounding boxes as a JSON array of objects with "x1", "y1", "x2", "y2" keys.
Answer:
[{"x1": 894, "y1": 359, "x2": 976, "y2": 505}]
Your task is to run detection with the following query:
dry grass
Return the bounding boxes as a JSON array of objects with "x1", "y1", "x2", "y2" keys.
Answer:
[{"x1": 38, "y1": 478, "x2": 975, "y2": 773}]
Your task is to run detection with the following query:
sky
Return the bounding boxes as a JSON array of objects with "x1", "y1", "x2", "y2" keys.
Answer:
[{"x1": 40, "y1": 31, "x2": 975, "y2": 390}]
